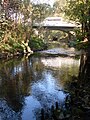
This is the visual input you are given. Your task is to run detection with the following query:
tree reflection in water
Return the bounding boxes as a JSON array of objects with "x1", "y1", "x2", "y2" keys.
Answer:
[{"x1": 0, "y1": 55, "x2": 79, "y2": 120}]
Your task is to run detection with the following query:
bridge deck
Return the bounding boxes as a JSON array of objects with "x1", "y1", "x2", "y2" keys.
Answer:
[{"x1": 33, "y1": 17, "x2": 79, "y2": 32}]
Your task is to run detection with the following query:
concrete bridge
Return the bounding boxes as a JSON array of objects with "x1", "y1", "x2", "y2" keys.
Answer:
[{"x1": 33, "y1": 17, "x2": 79, "y2": 32}]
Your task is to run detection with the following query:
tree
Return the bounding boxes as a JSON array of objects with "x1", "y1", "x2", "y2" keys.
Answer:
[
  {"x1": 0, "y1": 0, "x2": 52, "y2": 55},
  {"x1": 65, "y1": 0, "x2": 90, "y2": 81},
  {"x1": 53, "y1": 0, "x2": 66, "y2": 16},
  {"x1": 65, "y1": 0, "x2": 90, "y2": 41},
  {"x1": 32, "y1": 3, "x2": 52, "y2": 23},
  {"x1": 0, "y1": 0, "x2": 33, "y2": 54}
]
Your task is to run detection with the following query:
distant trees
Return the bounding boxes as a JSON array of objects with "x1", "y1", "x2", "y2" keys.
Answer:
[
  {"x1": 53, "y1": 0, "x2": 66, "y2": 16},
  {"x1": 32, "y1": 3, "x2": 53, "y2": 23}
]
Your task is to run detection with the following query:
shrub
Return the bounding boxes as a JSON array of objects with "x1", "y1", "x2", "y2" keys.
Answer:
[{"x1": 29, "y1": 36, "x2": 47, "y2": 51}]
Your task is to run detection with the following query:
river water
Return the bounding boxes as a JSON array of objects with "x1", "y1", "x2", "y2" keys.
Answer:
[{"x1": 0, "y1": 53, "x2": 80, "y2": 120}]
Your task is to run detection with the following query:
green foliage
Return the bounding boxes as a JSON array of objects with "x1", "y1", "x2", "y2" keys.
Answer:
[
  {"x1": 65, "y1": 0, "x2": 90, "y2": 42},
  {"x1": 74, "y1": 29, "x2": 84, "y2": 41},
  {"x1": 29, "y1": 36, "x2": 47, "y2": 51},
  {"x1": 76, "y1": 41, "x2": 89, "y2": 50},
  {"x1": 32, "y1": 3, "x2": 52, "y2": 22},
  {"x1": 53, "y1": 0, "x2": 66, "y2": 16},
  {"x1": 65, "y1": 0, "x2": 85, "y2": 22},
  {"x1": 0, "y1": 0, "x2": 52, "y2": 56},
  {"x1": 0, "y1": 19, "x2": 24, "y2": 54}
]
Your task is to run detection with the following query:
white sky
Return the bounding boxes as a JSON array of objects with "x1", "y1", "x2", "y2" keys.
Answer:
[{"x1": 31, "y1": 0, "x2": 55, "y2": 7}]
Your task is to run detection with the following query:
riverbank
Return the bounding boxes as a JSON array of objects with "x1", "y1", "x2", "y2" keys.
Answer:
[
  {"x1": 0, "y1": 51, "x2": 33, "y2": 60},
  {"x1": 64, "y1": 76, "x2": 90, "y2": 120},
  {"x1": 0, "y1": 47, "x2": 81, "y2": 61}
]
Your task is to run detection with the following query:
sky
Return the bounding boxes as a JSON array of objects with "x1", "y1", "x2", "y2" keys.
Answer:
[{"x1": 31, "y1": 0, "x2": 55, "y2": 7}]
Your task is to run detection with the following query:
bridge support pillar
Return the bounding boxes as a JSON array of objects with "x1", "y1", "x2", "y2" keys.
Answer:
[
  {"x1": 44, "y1": 29, "x2": 50, "y2": 43},
  {"x1": 68, "y1": 33, "x2": 72, "y2": 41}
]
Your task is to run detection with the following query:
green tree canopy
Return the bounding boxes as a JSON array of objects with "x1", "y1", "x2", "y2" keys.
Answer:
[{"x1": 65, "y1": 0, "x2": 90, "y2": 41}]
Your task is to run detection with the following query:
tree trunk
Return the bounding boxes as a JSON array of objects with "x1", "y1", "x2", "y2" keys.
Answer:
[{"x1": 78, "y1": 47, "x2": 90, "y2": 82}]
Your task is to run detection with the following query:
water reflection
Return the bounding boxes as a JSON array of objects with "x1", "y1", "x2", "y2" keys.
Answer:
[
  {"x1": 0, "y1": 55, "x2": 79, "y2": 120},
  {"x1": 41, "y1": 57, "x2": 80, "y2": 68},
  {"x1": 22, "y1": 96, "x2": 41, "y2": 120},
  {"x1": 31, "y1": 71, "x2": 65, "y2": 108}
]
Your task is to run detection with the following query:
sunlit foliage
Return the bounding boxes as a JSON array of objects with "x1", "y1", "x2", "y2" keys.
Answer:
[
  {"x1": 0, "y1": 0, "x2": 51, "y2": 55},
  {"x1": 65, "y1": 0, "x2": 90, "y2": 42}
]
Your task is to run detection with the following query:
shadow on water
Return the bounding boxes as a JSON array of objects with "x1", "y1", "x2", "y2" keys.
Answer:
[{"x1": 0, "y1": 54, "x2": 80, "y2": 120}]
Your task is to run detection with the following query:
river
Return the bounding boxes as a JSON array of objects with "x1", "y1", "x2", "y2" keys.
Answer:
[{"x1": 0, "y1": 51, "x2": 80, "y2": 120}]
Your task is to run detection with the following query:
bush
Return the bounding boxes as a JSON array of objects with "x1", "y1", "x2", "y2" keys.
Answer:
[{"x1": 29, "y1": 36, "x2": 47, "y2": 51}]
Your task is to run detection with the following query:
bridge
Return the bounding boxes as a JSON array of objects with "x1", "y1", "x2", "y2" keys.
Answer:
[{"x1": 33, "y1": 17, "x2": 79, "y2": 32}]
